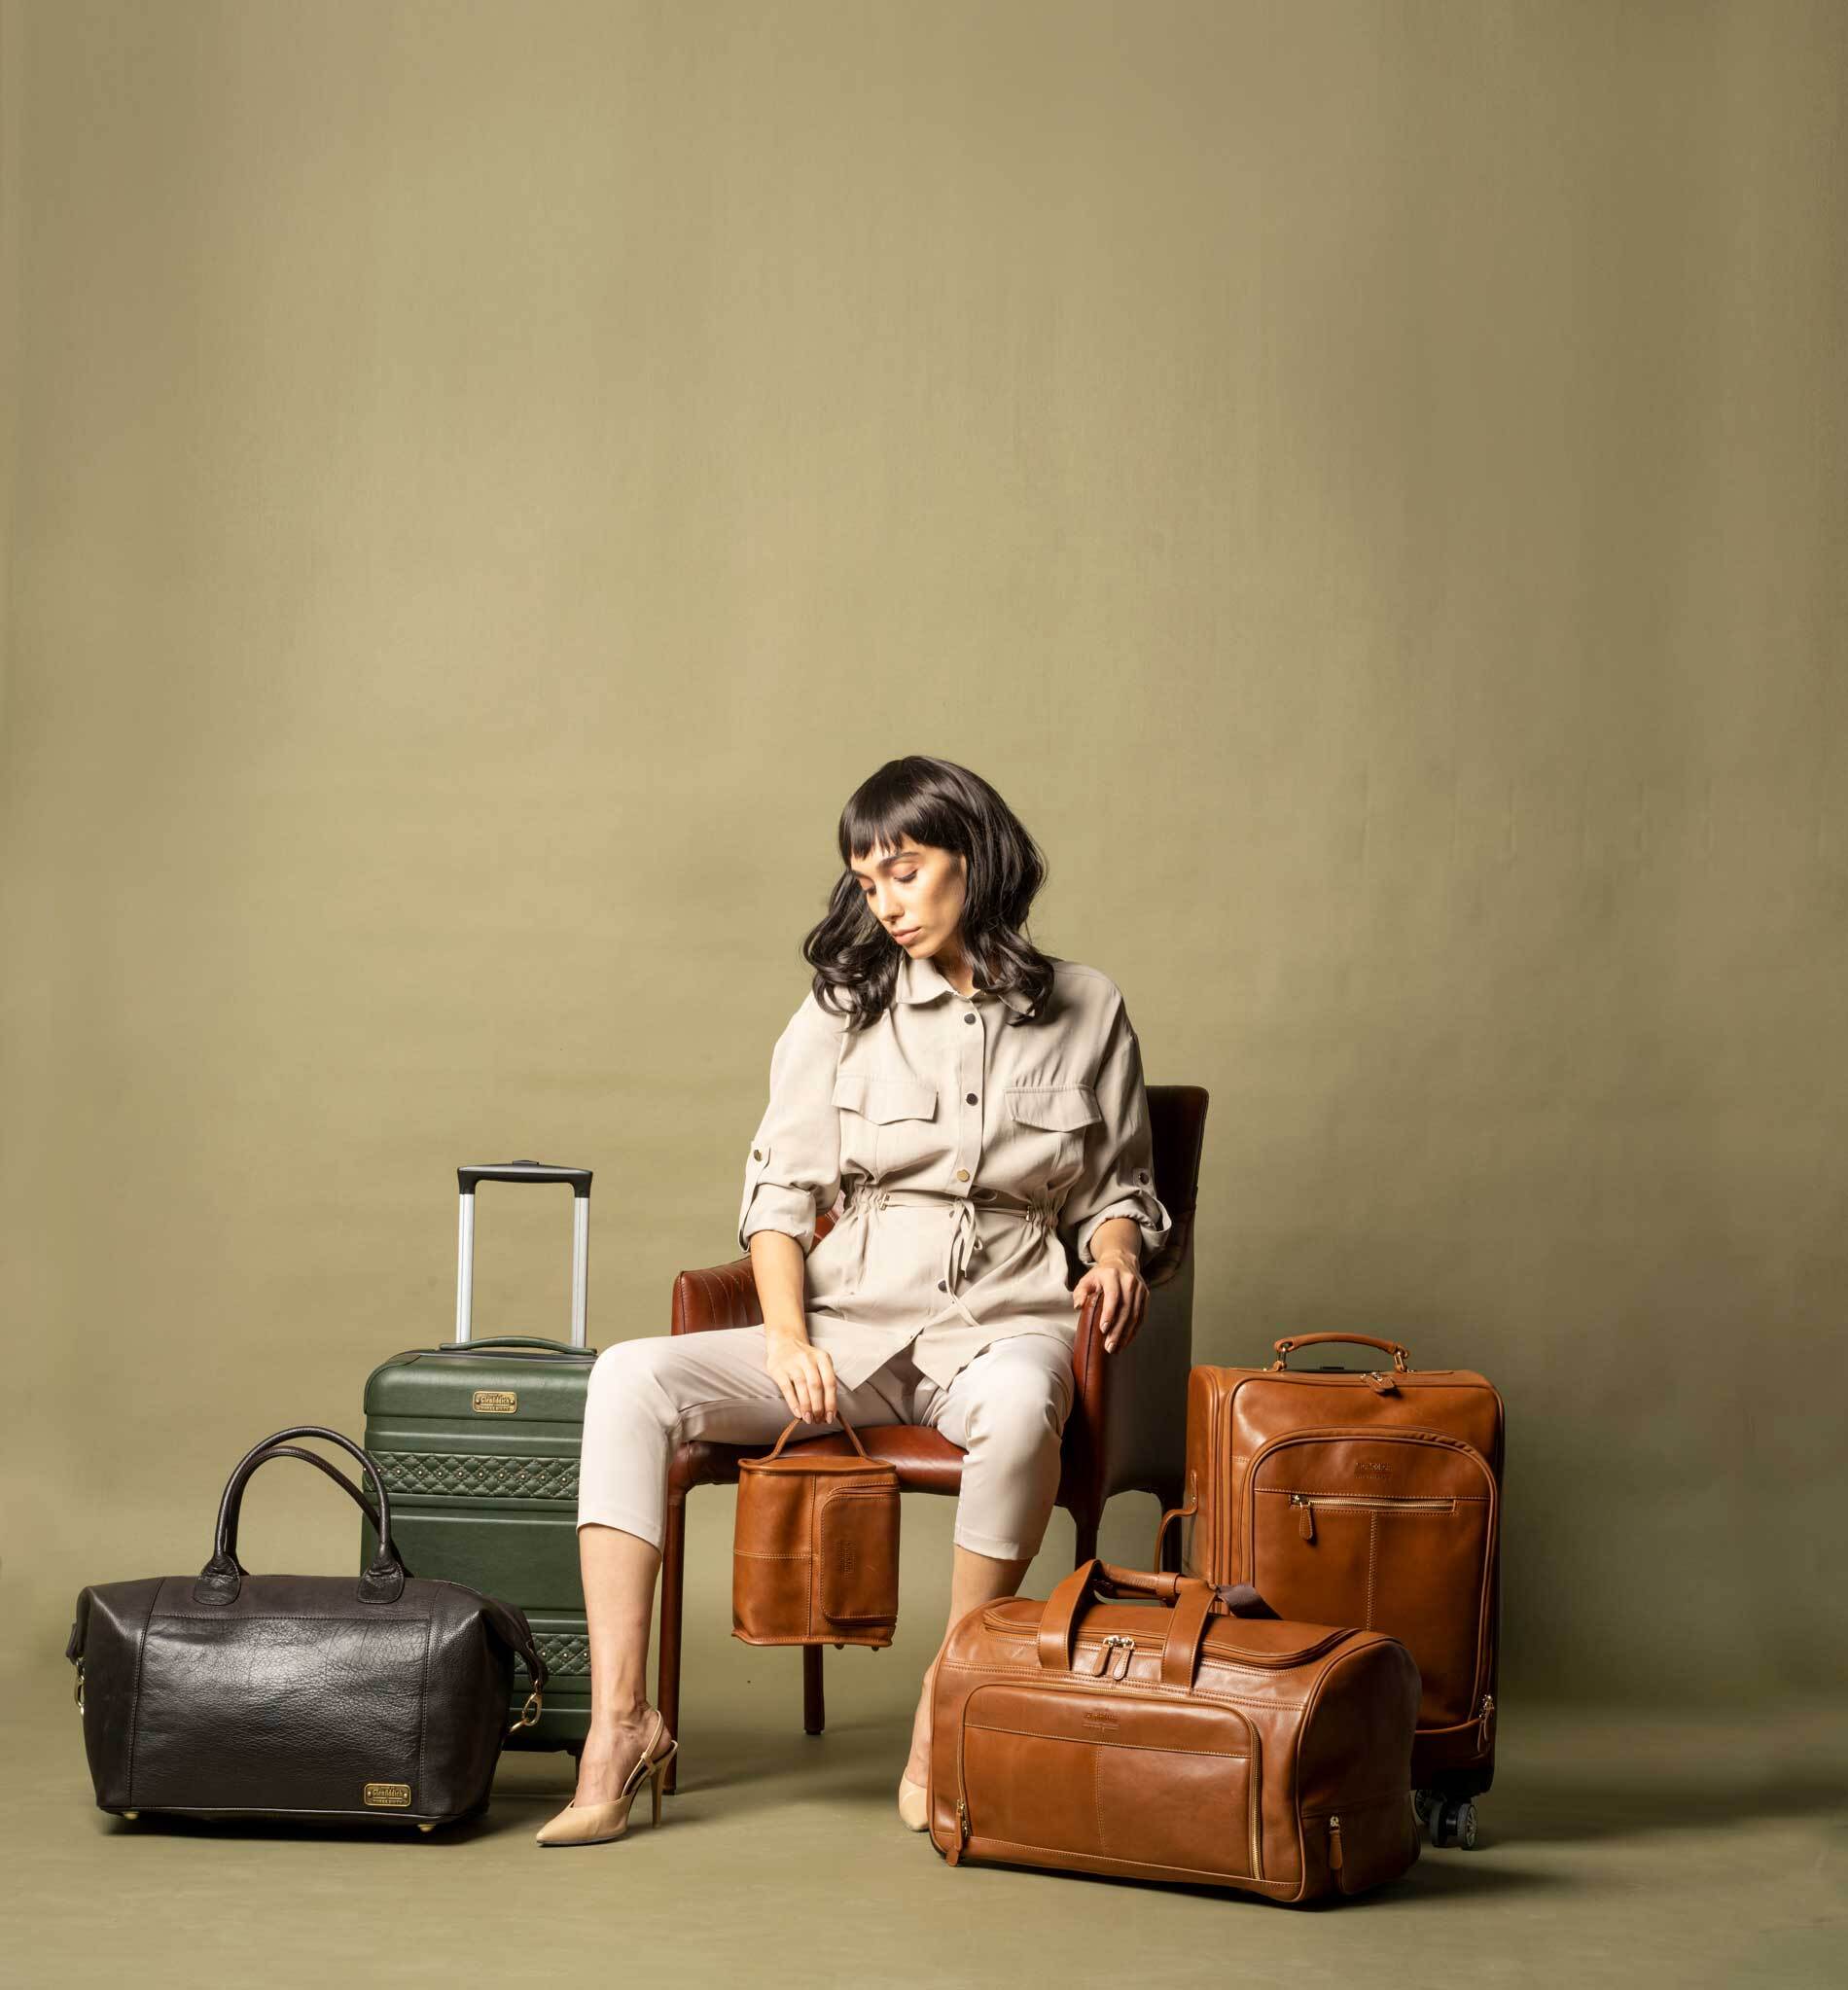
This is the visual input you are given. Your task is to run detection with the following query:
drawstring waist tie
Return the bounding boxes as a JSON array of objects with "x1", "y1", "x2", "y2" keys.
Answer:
[{"x1": 840, "y1": 1184, "x2": 1057, "y2": 1334}]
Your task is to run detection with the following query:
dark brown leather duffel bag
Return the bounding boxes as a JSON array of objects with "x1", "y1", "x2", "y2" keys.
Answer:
[
  {"x1": 65, "y1": 1425, "x2": 549, "y2": 1830},
  {"x1": 927, "y1": 1559, "x2": 1421, "y2": 1901}
]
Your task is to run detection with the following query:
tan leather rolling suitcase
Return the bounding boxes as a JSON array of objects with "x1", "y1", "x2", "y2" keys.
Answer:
[
  {"x1": 926, "y1": 1559, "x2": 1422, "y2": 1902},
  {"x1": 1158, "y1": 1333, "x2": 1505, "y2": 1850}
]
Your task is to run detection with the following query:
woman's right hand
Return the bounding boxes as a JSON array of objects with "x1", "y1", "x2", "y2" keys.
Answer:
[{"x1": 764, "y1": 1331, "x2": 838, "y2": 1426}]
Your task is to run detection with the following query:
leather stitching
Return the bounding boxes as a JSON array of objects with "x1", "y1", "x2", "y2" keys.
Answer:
[
  {"x1": 1091, "y1": 1743, "x2": 1106, "y2": 1856},
  {"x1": 965, "y1": 1722, "x2": 1249, "y2": 1760},
  {"x1": 960, "y1": 1833, "x2": 1284, "y2": 1886},
  {"x1": 416, "y1": 1617, "x2": 432, "y2": 1798},
  {"x1": 1365, "y1": 1514, "x2": 1378, "y2": 1628},
  {"x1": 938, "y1": 1658, "x2": 1307, "y2": 1713},
  {"x1": 1257, "y1": 1489, "x2": 1486, "y2": 1502}
]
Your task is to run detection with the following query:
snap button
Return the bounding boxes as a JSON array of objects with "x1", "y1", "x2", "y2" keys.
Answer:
[
  {"x1": 964, "y1": 1013, "x2": 977, "y2": 1024},
  {"x1": 1135, "y1": 1169, "x2": 1149, "y2": 1182},
  {"x1": 752, "y1": 1149, "x2": 763, "y2": 1160},
  {"x1": 965, "y1": 1092, "x2": 977, "y2": 1104},
  {"x1": 937, "y1": 1279, "x2": 947, "y2": 1292},
  {"x1": 954, "y1": 1168, "x2": 970, "y2": 1182}
]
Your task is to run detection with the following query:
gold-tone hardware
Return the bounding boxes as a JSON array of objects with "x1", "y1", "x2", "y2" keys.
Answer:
[
  {"x1": 1110, "y1": 1636, "x2": 1136, "y2": 1681},
  {"x1": 417, "y1": 1822, "x2": 437, "y2": 1833},
  {"x1": 507, "y1": 1688, "x2": 544, "y2": 1737},
  {"x1": 1477, "y1": 1693, "x2": 1496, "y2": 1750},
  {"x1": 363, "y1": 1782, "x2": 412, "y2": 1808},
  {"x1": 472, "y1": 1389, "x2": 517, "y2": 1415},
  {"x1": 956, "y1": 1795, "x2": 969, "y2": 1843},
  {"x1": 122, "y1": 1809, "x2": 139, "y2": 1821},
  {"x1": 73, "y1": 1659, "x2": 85, "y2": 1715}
]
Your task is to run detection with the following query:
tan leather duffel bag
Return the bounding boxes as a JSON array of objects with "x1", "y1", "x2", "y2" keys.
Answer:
[
  {"x1": 927, "y1": 1559, "x2": 1421, "y2": 1902},
  {"x1": 1157, "y1": 1333, "x2": 1505, "y2": 1849}
]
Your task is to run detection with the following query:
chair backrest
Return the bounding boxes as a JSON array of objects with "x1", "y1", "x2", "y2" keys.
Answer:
[{"x1": 1143, "y1": 1083, "x2": 1209, "y2": 1285}]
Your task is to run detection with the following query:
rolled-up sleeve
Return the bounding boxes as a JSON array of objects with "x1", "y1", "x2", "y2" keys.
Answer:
[
  {"x1": 737, "y1": 991, "x2": 845, "y2": 1254},
  {"x1": 1061, "y1": 993, "x2": 1174, "y2": 1268}
]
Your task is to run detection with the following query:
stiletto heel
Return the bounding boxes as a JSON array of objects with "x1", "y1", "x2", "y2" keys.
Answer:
[{"x1": 535, "y1": 1711, "x2": 677, "y2": 1847}]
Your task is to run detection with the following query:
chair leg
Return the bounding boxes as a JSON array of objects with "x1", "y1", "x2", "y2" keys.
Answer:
[
  {"x1": 802, "y1": 1645, "x2": 825, "y2": 1735},
  {"x1": 1073, "y1": 1510, "x2": 1100, "y2": 1568},
  {"x1": 657, "y1": 1483, "x2": 687, "y2": 1795}
]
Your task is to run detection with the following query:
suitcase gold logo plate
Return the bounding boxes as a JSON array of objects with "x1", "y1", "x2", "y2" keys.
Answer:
[
  {"x1": 472, "y1": 1390, "x2": 518, "y2": 1414},
  {"x1": 363, "y1": 1782, "x2": 412, "y2": 1808}
]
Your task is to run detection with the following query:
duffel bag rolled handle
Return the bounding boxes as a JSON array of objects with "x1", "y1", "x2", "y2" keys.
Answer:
[
  {"x1": 1037, "y1": 1559, "x2": 1196, "y2": 1680},
  {"x1": 1270, "y1": 1332, "x2": 1410, "y2": 1372},
  {"x1": 1037, "y1": 1560, "x2": 1278, "y2": 1688},
  {"x1": 195, "y1": 1425, "x2": 405, "y2": 1608}
]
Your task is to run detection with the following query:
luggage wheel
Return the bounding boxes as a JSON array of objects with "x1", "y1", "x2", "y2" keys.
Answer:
[{"x1": 1412, "y1": 1789, "x2": 1478, "y2": 1849}]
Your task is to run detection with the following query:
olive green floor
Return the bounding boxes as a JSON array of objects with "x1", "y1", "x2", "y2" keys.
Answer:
[{"x1": 10, "y1": 1502, "x2": 1842, "y2": 1989}]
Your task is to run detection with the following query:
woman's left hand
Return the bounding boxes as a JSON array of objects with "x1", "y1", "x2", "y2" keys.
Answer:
[{"x1": 1073, "y1": 1250, "x2": 1149, "y2": 1354}]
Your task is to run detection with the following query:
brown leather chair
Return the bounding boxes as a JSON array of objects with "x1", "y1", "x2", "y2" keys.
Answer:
[{"x1": 655, "y1": 1083, "x2": 1208, "y2": 1793}]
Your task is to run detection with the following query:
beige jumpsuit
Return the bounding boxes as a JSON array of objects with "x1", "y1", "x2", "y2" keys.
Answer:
[{"x1": 576, "y1": 952, "x2": 1173, "y2": 1558}]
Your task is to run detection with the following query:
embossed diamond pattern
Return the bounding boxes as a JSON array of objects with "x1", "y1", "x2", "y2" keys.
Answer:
[
  {"x1": 534, "y1": 1633, "x2": 591, "y2": 1678},
  {"x1": 373, "y1": 1450, "x2": 580, "y2": 1502}
]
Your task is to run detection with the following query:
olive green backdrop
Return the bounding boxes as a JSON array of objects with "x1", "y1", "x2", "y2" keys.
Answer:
[{"x1": 3, "y1": 0, "x2": 1843, "y2": 1731}]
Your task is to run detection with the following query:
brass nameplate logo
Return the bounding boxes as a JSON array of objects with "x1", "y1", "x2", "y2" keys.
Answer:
[
  {"x1": 363, "y1": 1782, "x2": 412, "y2": 1808},
  {"x1": 473, "y1": 1390, "x2": 518, "y2": 1415}
]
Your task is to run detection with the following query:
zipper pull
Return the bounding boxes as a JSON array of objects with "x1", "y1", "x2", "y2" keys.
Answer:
[
  {"x1": 946, "y1": 1795, "x2": 968, "y2": 1865},
  {"x1": 1082, "y1": 1638, "x2": 1112, "y2": 1677},
  {"x1": 1365, "y1": 1370, "x2": 1398, "y2": 1395},
  {"x1": 1111, "y1": 1637, "x2": 1135, "y2": 1681},
  {"x1": 1292, "y1": 1494, "x2": 1315, "y2": 1543},
  {"x1": 1477, "y1": 1693, "x2": 1496, "y2": 1752},
  {"x1": 1328, "y1": 1815, "x2": 1343, "y2": 1873}
]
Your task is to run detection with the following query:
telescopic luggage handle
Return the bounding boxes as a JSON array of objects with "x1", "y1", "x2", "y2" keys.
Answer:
[{"x1": 455, "y1": 1159, "x2": 592, "y2": 1348}]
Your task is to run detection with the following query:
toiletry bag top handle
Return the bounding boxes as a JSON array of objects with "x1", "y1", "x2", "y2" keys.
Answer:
[{"x1": 733, "y1": 1409, "x2": 901, "y2": 1648}]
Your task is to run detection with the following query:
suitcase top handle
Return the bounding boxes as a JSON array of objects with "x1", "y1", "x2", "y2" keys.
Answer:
[{"x1": 1270, "y1": 1332, "x2": 1410, "y2": 1372}]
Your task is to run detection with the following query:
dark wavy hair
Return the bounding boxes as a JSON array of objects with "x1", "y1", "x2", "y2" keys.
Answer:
[{"x1": 802, "y1": 756, "x2": 1057, "y2": 1031}]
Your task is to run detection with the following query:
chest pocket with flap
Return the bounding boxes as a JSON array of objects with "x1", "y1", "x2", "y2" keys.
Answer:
[
  {"x1": 1006, "y1": 1083, "x2": 1102, "y2": 1182},
  {"x1": 834, "y1": 1068, "x2": 940, "y2": 1179}
]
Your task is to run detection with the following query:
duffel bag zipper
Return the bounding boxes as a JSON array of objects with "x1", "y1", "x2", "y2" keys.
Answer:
[
  {"x1": 1286, "y1": 1491, "x2": 1457, "y2": 1543},
  {"x1": 948, "y1": 1679, "x2": 1262, "y2": 1879},
  {"x1": 1328, "y1": 1814, "x2": 1342, "y2": 1874}
]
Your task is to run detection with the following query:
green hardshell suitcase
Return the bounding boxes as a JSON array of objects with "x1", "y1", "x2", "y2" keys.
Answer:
[{"x1": 361, "y1": 1161, "x2": 596, "y2": 1756}]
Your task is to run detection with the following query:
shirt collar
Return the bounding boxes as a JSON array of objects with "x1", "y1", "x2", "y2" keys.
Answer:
[{"x1": 896, "y1": 949, "x2": 1035, "y2": 1016}]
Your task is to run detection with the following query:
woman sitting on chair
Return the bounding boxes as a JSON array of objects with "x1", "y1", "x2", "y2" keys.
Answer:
[{"x1": 538, "y1": 752, "x2": 1172, "y2": 1846}]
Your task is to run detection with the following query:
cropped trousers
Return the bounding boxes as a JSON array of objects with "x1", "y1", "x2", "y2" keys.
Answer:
[{"x1": 576, "y1": 1326, "x2": 1077, "y2": 1561}]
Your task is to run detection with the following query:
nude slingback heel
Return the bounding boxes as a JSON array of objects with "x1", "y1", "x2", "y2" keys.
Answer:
[{"x1": 535, "y1": 1710, "x2": 678, "y2": 1847}]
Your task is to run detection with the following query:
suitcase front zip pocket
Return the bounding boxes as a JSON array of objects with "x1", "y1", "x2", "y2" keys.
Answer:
[
  {"x1": 1249, "y1": 1426, "x2": 1496, "y2": 1730},
  {"x1": 1286, "y1": 1492, "x2": 1457, "y2": 1542}
]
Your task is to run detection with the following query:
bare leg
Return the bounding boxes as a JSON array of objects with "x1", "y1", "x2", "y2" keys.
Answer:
[
  {"x1": 903, "y1": 1543, "x2": 1031, "y2": 1789},
  {"x1": 573, "y1": 1522, "x2": 666, "y2": 1806}
]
